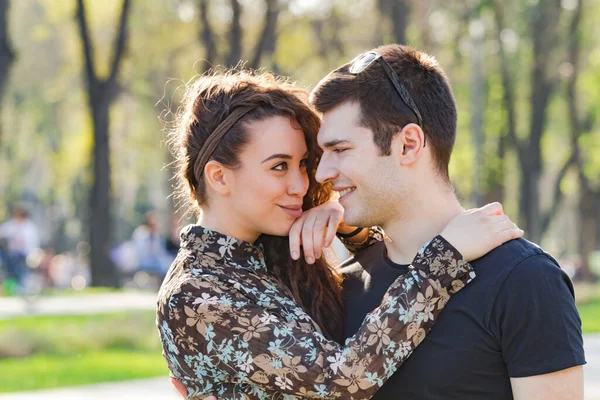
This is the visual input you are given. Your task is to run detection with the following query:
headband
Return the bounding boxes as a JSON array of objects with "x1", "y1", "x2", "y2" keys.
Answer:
[{"x1": 193, "y1": 105, "x2": 256, "y2": 180}]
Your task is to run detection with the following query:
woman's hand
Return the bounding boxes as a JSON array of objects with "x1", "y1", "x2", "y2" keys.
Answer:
[
  {"x1": 288, "y1": 200, "x2": 346, "y2": 264},
  {"x1": 440, "y1": 202, "x2": 524, "y2": 262}
]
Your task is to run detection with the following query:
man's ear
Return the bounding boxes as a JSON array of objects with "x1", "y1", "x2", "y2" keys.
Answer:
[
  {"x1": 204, "y1": 161, "x2": 231, "y2": 196},
  {"x1": 391, "y1": 123, "x2": 425, "y2": 166}
]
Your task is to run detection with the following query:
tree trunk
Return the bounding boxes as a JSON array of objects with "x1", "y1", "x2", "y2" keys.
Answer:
[
  {"x1": 249, "y1": 0, "x2": 279, "y2": 70},
  {"x1": 565, "y1": 0, "x2": 596, "y2": 281},
  {"x1": 198, "y1": 0, "x2": 217, "y2": 71},
  {"x1": 90, "y1": 97, "x2": 117, "y2": 286},
  {"x1": 390, "y1": 0, "x2": 409, "y2": 44},
  {"x1": 76, "y1": 0, "x2": 132, "y2": 287},
  {"x1": 493, "y1": 0, "x2": 561, "y2": 243},
  {"x1": 226, "y1": 0, "x2": 242, "y2": 67},
  {"x1": 0, "y1": 0, "x2": 16, "y2": 145},
  {"x1": 377, "y1": 0, "x2": 410, "y2": 45}
]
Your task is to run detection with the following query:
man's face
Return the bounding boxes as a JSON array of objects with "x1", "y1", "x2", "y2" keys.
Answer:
[{"x1": 316, "y1": 102, "x2": 405, "y2": 227}]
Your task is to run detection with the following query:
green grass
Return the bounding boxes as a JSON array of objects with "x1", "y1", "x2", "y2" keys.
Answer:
[
  {"x1": 0, "y1": 311, "x2": 169, "y2": 392},
  {"x1": 0, "y1": 350, "x2": 168, "y2": 392},
  {"x1": 578, "y1": 298, "x2": 600, "y2": 334}
]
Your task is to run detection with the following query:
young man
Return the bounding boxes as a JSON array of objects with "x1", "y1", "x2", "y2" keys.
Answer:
[{"x1": 309, "y1": 44, "x2": 585, "y2": 399}]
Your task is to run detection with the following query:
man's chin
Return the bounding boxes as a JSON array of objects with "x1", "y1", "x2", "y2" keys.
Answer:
[{"x1": 342, "y1": 210, "x2": 363, "y2": 229}]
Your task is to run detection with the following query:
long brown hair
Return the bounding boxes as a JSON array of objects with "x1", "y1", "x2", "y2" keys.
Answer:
[{"x1": 169, "y1": 70, "x2": 344, "y2": 342}]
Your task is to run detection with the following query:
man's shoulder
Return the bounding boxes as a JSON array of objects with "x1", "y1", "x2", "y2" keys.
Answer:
[
  {"x1": 476, "y1": 237, "x2": 546, "y2": 265},
  {"x1": 472, "y1": 237, "x2": 556, "y2": 276},
  {"x1": 474, "y1": 238, "x2": 572, "y2": 298}
]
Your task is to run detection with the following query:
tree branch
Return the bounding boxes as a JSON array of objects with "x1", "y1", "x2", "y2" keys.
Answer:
[
  {"x1": 107, "y1": 0, "x2": 132, "y2": 88},
  {"x1": 541, "y1": 152, "x2": 576, "y2": 233},
  {"x1": 0, "y1": 0, "x2": 16, "y2": 95},
  {"x1": 75, "y1": 0, "x2": 98, "y2": 90},
  {"x1": 226, "y1": 0, "x2": 242, "y2": 67},
  {"x1": 492, "y1": 0, "x2": 523, "y2": 161},
  {"x1": 198, "y1": 0, "x2": 217, "y2": 71},
  {"x1": 249, "y1": 0, "x2": 279, "y2": 70}
]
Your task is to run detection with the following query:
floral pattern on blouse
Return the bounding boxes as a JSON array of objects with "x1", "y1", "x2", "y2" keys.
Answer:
[
  {"x1": 338, "y1": 227, "x2": 385, "y2": 255},
  {"x1": 156, "y1": 225, "x2": 475, "y2": 399}
]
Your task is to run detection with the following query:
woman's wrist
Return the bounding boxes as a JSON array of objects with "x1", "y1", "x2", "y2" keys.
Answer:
[{"x1": 336, "y1": 226, "x2": 364, "y2": 238}]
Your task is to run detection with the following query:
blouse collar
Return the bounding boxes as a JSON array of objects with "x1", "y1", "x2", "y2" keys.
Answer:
[{"x1": 179, "y1": 225, "x2": 267, "y2": 273}]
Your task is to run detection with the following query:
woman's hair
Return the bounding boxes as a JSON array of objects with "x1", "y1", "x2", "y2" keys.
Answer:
[{"x1": 169, "y1": 70, "x2": 344, "y2": 342}]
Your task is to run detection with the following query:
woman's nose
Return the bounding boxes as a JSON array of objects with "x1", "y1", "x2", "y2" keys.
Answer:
[{"x1": 289, "y1": 169, "x2": 309, "y2": 196}]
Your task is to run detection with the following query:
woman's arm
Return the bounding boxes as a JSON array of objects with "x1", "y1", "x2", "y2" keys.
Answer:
[
  {"x1": 160, "y1": 236, "x2": 472, "y2": 400},
  {"x1": 337, "y1": 225, "x2": 384, "y2": 254}
]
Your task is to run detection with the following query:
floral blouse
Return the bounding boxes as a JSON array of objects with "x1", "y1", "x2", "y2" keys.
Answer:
[{"x1": 156, "y1": 226, "x2": 475, "y2": 399}]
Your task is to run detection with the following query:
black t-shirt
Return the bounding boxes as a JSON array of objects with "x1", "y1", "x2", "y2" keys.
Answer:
[{"x1": 341, "y1": 238, "x2": 586, "y2": 399}]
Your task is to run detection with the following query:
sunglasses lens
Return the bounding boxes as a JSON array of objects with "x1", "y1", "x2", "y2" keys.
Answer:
[{"x1": 349, "y1": 52, "x2": 379, "y2": 74}]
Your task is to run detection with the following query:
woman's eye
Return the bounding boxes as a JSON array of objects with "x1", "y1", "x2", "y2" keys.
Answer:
[
  {"x1": 300, "y1": 158, "x2": 308, "y2": 168},
  {"x1": 272, "y1": 162, "x2": 288, "y2": 171}
]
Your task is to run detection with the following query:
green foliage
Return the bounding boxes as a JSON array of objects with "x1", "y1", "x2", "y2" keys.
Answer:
[
  {"x1": 0, "y1": 311, "x2": 161, "y2": 358},
  {"x1": 0, "y1": 311, "x2": 166, "y2": 392},
  {"x1": 0, "y1": 351, "x2": 168, "y2": 393},
  {"x1": 578, "y1": 298, "x2": 600, "y2": 334}
]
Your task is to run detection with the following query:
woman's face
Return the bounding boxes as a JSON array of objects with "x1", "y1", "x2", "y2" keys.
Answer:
[{"x1": 227, "y1": 115, "x2": 310, "y2": 239}]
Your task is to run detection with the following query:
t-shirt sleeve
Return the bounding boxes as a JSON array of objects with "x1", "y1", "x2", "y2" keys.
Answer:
[{"x1": 489, "y1": 253, "x2": 586, "y2": 377}]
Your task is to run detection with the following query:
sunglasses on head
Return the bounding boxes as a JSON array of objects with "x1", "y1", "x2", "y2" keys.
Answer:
[{"x1": 349, "y1": 51, "x2": 425, "y2": 145}]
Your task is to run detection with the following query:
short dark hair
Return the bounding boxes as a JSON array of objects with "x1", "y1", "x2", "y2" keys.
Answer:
[{"x1": 311, "y1": 44, "x2": 457, "y2": 180}]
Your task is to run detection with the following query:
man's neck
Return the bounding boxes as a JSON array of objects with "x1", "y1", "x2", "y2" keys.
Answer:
[{"x1": 382, "y1": 187, "x2": 464, "y2": 265}]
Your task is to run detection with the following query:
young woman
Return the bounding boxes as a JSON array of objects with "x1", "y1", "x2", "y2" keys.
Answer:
[{"x1": 156, "y1": 71, "x2": 522, "y2": 400}]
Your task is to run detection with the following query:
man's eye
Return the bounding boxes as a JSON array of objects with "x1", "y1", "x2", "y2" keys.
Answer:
[
  {"x1": 272, "y1": 162, "x2": 288, "y2": 171},
  {"x1": 333, "y1": 148, "x2": 348, "y2": 154}
]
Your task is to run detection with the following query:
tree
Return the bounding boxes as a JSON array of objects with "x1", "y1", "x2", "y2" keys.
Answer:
[
  {"x1": 76, "y1": 0, "x2": 132, "y2": 287},
  {"x1": 197, "y1": 0, "x2": 281, "y2": 72},
  {"x1": 0, "y1": 0, "x2": 16, "y2": 145},
  {"x1": 377, "y1": 0, "x2": 410, "y2": 45},
  {"x1": 564, "y1": 0, "x2": 598, "y2": 280},
  {"x1": 492, "y1": 0, "x2": 566, "y2": 243}
]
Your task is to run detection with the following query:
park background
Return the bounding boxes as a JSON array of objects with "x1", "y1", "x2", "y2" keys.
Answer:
[{"x1": 0, "y1": 0, "x2": 599, "y2": 398}]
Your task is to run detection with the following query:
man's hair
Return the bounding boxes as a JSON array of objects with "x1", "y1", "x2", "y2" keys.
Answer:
[{"x1": 311, "y1": 44, "x2": 457, "y2": 180}]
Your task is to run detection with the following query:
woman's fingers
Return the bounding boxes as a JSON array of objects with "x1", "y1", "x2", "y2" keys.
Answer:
[
  {"x1": 288, "y1": 216, "x2": 305, "y2": 260},
  {"x1": 478, "y1": 202, "x2": 504, "y2": 217},
  {"x1": 497, "y1": 227, "x2": 525, "y2": 243},
  {"x1": 312, "y1": 213, "x2": 330, "y2": 260},
  {"x1": 324, "y1": 217, "x2": 339, "y2": 249},
  {"x1": 302, "y1": 214, "x2": 318, "y2": 264}
]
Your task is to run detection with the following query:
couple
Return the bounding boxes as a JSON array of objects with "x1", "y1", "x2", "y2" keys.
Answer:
[{"x1": 156, "y1": 44, "x2": 585, "y2": 399}]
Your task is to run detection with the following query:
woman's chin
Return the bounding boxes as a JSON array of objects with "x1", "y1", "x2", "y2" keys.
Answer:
[{"x1": 261, "y1": 221, "x2": 295, "y2": 237}]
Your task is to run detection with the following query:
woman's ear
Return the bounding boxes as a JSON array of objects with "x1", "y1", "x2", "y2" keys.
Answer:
[
  {"x1": 203, "y1": 161, "x2": 231, "y2": 196},
  {"x1": 391, "y1": 123, "x2": 425, "y2": 166}
]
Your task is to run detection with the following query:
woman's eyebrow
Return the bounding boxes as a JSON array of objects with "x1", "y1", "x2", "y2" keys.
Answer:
[
  {"x1": 261, "y1": 153, "x2": 291, "y2": 163},
  {"x1": 261, "y1": 151, "x2": 309, "y2": 163}
]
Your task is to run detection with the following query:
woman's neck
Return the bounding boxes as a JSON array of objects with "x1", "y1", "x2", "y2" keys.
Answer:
[{"x1": 199, "y1": 207, "x2": 260, "y2": 244}]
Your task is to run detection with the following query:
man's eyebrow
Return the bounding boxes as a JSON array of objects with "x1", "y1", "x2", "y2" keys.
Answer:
[
  {"x1": 322, "y1": 139, "x2": 353, "y2": 149},
  {"x1": 261, "y1": 151, "x2": 309, "y2": 163}
]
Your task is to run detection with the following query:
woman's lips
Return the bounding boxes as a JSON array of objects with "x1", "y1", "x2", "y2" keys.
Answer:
[{"x1": 278, "y1": 205, "x2": 303, "y2": 218}]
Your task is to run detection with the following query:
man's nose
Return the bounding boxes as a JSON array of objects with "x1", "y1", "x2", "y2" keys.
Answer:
[{"x1": 315, "y1": 153, "x2": 338, "y2": 184}]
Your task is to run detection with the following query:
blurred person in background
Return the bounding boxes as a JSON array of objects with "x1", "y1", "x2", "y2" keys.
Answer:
[
  {"x1": 0, "y1": 205, "x2": 40, "y2": 290},
  {"x1": 132, "y1": 210, "x2": 173, "y2": 279},
  {"x1": 164, "y1": 215, "x2": 181, "y2": 258},
  {"x1": 157, "y1": 70, "x2": 523, "y2": 399}
]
